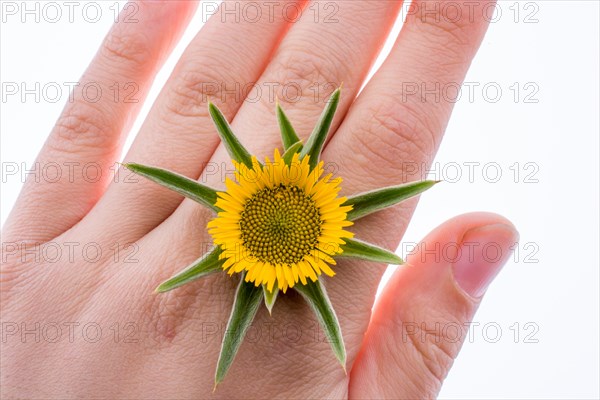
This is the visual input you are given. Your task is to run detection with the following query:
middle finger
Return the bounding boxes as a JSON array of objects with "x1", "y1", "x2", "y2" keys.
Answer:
[{"x1": 166, "y1": 0, "x2": 404, "y2": 268}]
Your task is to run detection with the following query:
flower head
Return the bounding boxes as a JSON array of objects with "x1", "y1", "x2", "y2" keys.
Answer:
[{"x1": 208, "y1": 151, "x2": 353, "y2": 293}]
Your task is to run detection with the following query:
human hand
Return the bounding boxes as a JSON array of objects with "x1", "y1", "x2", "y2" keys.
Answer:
[{"x1": 1, "y1": 1, "x2": 518, "y2": 398}]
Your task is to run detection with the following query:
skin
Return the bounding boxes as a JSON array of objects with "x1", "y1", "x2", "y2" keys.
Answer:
[{"x1": 1, "y1": 1, "x2": 519, "y2": 398}]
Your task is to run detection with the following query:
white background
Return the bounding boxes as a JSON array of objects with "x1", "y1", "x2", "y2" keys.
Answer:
[{"x1": 1, "y1": 1, "x2": 599, "y2": 398}]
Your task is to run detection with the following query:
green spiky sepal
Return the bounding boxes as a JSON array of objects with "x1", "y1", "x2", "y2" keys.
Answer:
[{"x1": 124, "y1": 88, "x2": 438, "y2": 387}]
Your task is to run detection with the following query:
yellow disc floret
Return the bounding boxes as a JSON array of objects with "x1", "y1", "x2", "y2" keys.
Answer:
[
  {"x1": 207, "y1": 150, "x2": 353, "y2": 293},
  {"x1": 240, "y1": 184, "x2": 322, "y2": 265}
]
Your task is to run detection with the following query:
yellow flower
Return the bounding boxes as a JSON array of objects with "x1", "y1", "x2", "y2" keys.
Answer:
[
  {"x1": 208, "y1": 150, "x2": 353, "y2": 293},
  {"x1": 125, "y1": 87, "x2": 437, "y2": 385}
]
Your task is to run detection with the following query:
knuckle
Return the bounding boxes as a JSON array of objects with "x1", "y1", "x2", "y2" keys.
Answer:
[
  {"x1": 162, "y1": 64, "x2": 238, "y2": 120},
  {"x1": 101, "y1": 30, "x2": 153, "y2": 69},
  {"x1": 51, "y1": 105, "x2": 116, "y2": 154},
  {"x1": 404, "y1": 316, "x2": 460, "y2": 388},
  {"x1": 352, "y1": 100, "x2": 438, "y2": 178},
  {"x1": 420, "y1": 28, "x2": 470, "y2": 67},
  {"x1": 269, "y1": 47, "x2": 346, "y2": 106},
  {"x1": 409, "y1": 3, "x2": 485, "y2": 63},
  {"x1": 421, "y1": 14, "x2": 472, "y2": 42}
]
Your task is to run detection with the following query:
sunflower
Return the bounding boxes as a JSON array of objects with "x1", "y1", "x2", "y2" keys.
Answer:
[{"x1": 124, "y1": 87, "x2": 437, "y2": 386}]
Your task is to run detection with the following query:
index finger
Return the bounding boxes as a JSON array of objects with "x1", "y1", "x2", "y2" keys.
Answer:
[{"x1": 322, "y1": 0, "x2": 497, "y2": 358}]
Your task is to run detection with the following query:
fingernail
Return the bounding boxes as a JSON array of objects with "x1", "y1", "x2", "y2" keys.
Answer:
[{"x1": 452, "y1": 223, "x2": 519, "y2": 298}]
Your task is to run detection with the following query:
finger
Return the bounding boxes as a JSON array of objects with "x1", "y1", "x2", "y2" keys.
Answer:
[
  {"x1": 212, "y1": 0, "x2": 403, "y2": 161},
  {"x1": 349, "y1": 212, "x2": 518, "y2": 399},
  {"x1": 3, "y1": 0, "x2": 197, "y2": 243},
  {"x1": 319, "y1": 0, "x2": 496, "y2": 350},
  {"x1": 86, "y1": 0, "x2": 307, "y2": 241},
  {"x1": 328, "y1": 0, "x2": 496, "y2": 194},
  {"x1": 166, "y1": 0, "x2": 404, "y2": 264}
]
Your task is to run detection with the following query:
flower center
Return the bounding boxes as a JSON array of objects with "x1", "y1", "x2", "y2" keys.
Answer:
[{"x1": 240, "y1": 184, "x2": 322, "y2": 264}]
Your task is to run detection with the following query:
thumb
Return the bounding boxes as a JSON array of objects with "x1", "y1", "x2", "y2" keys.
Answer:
[{"x1": 349, "y1": 212, "x2": 519, "y2": 399}]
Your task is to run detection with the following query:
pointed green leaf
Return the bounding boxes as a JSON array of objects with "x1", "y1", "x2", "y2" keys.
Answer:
[
  {"x1": 277, "y1": 102, "x2": 301, "y2": 150},
  {"x1": 263, "y1": 284, "x2": 279, "y2": 315},
  {"x1": 208, "y1": 102, "x2": 253, "y2": 168},
  {"x1": 124, "y1": 163, "x2": 219, "y2": 212},
  {"x1": 282, "y1": 141, "x2": 303, "y2": 165},
  {"x1": 156, "y1": 247, "x2": 223, "y2": 293},
  {"x1": 215, "y1": 277, "x2": 264, "y2": 386},
  {"x1": 339, "y1": 238, "x2": 403, "y2": 265},
  {"x1": 344, "y1": 180, "x2": 439, "y2": 221},
  {"x1": 299, "y1": 88, "x2": 341, "y2": 169},
  {"x1": 294, "y1": 280, "x2": 346, "y2": 369}
]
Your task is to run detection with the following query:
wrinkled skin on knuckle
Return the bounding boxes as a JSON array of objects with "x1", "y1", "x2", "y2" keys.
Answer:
[
  {"x1": 397, "y1": 294, "x2": 475, "y2": 396},
  {"x1": 352, "y1": 100, "x2": 438, "y2": 182},
  {"x1": 416, "y1": 23, "x2": 469, "y2": 60},
  {"x1": 404, "y1": 314, "x2": 456, "y2": 388},
  {"x1": 269, "y1": 46, "x2": 347, "y2": 108},
  {"x1": 101, "y1": 30, "x2": 154, "y2": 73},
  {"x1": 408, "y1": 0, "x2": 490, "y2": 67},
  {"x1": 371, "y1": 334, "x2": 425, "y2": 397},
  {"x1": 162, "y1": 64, "x2": 239, "y2": 120},
  {"x1": 51, "y1": 104, "x2": 118, "y2": 155}
]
